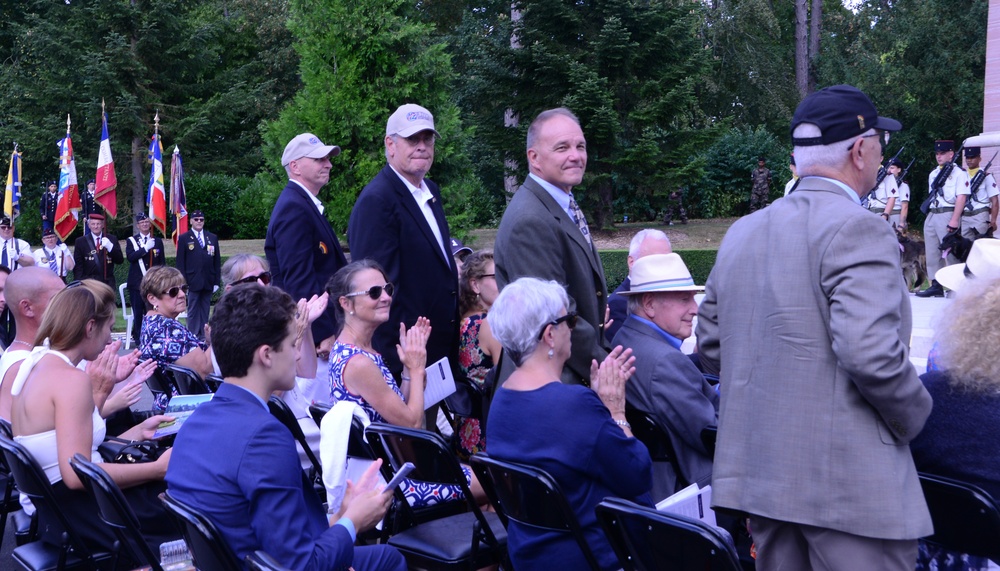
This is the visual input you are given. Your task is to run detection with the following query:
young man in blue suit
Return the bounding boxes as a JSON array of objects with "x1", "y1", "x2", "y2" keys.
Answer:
[
  {"x1": 166, "y1": 284, "x2": 404, "y2": 571},
  {"x1": 266, "y1": 133, "x2": 348, "y2": 355},
  {"x1": 348, "y1": 104, "x2": 459, "y2": 377}
]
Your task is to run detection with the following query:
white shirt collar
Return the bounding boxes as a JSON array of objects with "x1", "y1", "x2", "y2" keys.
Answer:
[{"x1": 289, "y1": 179, "x2": 324, "y2": 215}]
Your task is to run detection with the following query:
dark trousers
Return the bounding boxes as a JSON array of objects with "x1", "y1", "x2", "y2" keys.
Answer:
[
  {"x1": 185, "y1": 288, "x2": 212, "y2": 340},
  {"x1": 130, "y1": 286, "x2": 146, "y2": 344}
]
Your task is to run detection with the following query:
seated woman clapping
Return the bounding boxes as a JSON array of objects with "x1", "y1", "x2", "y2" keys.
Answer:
[
  {"x1": 326, "y1": 260, "x2": 486, "y2": 508},
  {"x1": 9, "y1": 279, "x2": 179, "y2": 557},
  {"x1": 486, "y1": 277, "x2": 653, "y2": 571},
  {"x1": 139, "y1": 266, "x2": 213, "y2": 378}
]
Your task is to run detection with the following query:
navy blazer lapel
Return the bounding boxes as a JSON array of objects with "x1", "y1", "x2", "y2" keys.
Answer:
[
  {"x1": 290, "y1": 182, "x2": 337, "y2": 247},
  {"x1": 522, "y1": 177, "x2": 602, "y2": 274},
  {"x1": 383, "y1": 166, "x2": 451, "y2": 268}
]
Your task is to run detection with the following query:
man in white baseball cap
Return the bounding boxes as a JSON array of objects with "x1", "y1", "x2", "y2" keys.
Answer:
[
  {"x1": 347, "y1": 104, "x2": 460, "y2": 385},
  {"x1": 611, "y1": 253, "x2": 717, "y2": 501},
  {"x1": 265, "y1": 132, "x2": 347, "y2": 354}
]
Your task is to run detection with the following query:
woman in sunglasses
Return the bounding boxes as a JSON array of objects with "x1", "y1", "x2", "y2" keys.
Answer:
[
  {"x1": 486, "y1": 277, "x2": 651, "y2": 571},
  {"x1": 326, "y1": 260, "x2": 487, "y2": 508},
  {"x1": 139, "y1": 266, "x2": 213, "y2": 378}
]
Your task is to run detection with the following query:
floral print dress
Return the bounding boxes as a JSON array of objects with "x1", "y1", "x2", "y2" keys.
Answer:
[{"x1": 456, "y1": 313, "x2": 493, "y2": 458}]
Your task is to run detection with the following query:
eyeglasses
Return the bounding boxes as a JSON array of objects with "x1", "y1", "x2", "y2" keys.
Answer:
[
  {"x1": 191, "y1": 218, "x2": 205, "y2": 222},
  {"x1": 398, "y1": 132, "x2": 436, "y2": 146},
  {"x1": 162, "y1": 285, "x2": 189, "y2": 298},
  {"x1": 479, "y1": 273, "x2": 495, "y2": 279},
  {"x1": 537, "y1": 311, "x2": 579, "y2": 339},
  {"x1": 344, "y1": 283, "x2": 395, "y2": 300},
  {"x1": 231, "y1": 271, "x2": 271, "y2": 286}
]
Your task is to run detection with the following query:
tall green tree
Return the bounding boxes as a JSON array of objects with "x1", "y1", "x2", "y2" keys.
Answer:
[
  {"x1": 455, "y1": 0, "x2": 719, "y2": 228},
  {"x1": 263, "y1": 0, "x2": 480, "y2": 237}
]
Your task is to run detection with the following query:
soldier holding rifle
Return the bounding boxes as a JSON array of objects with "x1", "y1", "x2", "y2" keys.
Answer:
[
  {"x1": 917, "y1": 140, "x2": 969, "y2": 298},
  {"x1": 888, "y1": 158, "x2": 914, "y2": 228},
  {"x1": 960, "y1": 147, "x2": 998, "y2": 238}
]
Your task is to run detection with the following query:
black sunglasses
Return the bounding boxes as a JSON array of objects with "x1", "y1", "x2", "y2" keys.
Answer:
[
  {"x1": 231, "y1": 271, "x2": 271, "y2": 286},
  {"x1": 537, "y1": 311, "x2": 579, "y2": 339},
  {"x1": 162, "y1": 285, "x2": 189, "y2": 298},
  {"x1": 191, "y1": 217, "x2": 205, "y2": 222},
  {"x1": 344, "y1": 283, "x2": 395, "y2": 300}
]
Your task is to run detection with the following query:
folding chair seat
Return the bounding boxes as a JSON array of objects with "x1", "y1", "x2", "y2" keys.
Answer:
[
  {"x1": 596, "y1": 497, "x2": 741, "y2": 571},
  {"x1": 0, "y1": 434, "x2": 112, "y2": 571},
  {"x1": 68, "y1": 454, "x2": 165, "y2": 571},
  {"x1": 245, "y1": 550, "x2": 293, "y2": 571},
  {"x1": 164, "y1": 363, "x2": 211, "y2": 395},
  {"x1": 365, "y1": 423, "x2": 506, "y2": 570},
  {"x1": 160, "y1": 491, "x2": 244, "y2": 571},
  {"x1": 919, "y1": 472, "x2": 1000, "y2": 561},
  {"x1": 470, "y1": 452, "x2": 600, "y2": 570}
]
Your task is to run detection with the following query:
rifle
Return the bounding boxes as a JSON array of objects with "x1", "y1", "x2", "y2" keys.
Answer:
[
  {"x1": 920, "y1": 144, "x2": 964, "y2": 215},
  {"x1": 895, "y1": 158, "x2": 915, "y2": 186},
  {"x1": 965, "y1": 151, "x2": 999, "y2": 211},
  {"x1": 863, "y1": 147, "x2": 904, "y2": 207}
]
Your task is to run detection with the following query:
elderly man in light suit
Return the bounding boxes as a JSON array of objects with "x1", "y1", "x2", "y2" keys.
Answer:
[
  {"x1": 697, "y1": 85, "x2": 933, "y2": 570},
  {"x1": 494, "y1": 107, "x2": 608, "y2": 385}
]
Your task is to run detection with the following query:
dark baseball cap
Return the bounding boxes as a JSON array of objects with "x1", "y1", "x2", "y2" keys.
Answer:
[{"x1": 791, "y1": 85, "x2": 901, "y2": 146}]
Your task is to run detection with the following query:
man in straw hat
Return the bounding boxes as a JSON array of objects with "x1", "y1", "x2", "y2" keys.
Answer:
[
  {"x1": 697, "y1": 85, "x2": 932, "y2": 570},
  {"x1": 611, "y1": 253, "x2": 717, "y2": 502}
]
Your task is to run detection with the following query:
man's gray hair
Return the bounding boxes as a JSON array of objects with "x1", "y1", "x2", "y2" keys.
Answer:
[
  {"x1": 793, "y1": 123, "x2": 876, "y2": 176},
  {"x1": 629, "y1": 229, "x2": 671, "y2": 257},
  {"x1": 488, "y1": 277, "x2": 569, "y2": 366},
  {"x1": 526, "y1": 108, "x2": 580, "y2": 153}
]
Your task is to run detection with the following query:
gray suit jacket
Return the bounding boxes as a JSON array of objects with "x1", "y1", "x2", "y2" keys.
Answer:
[
  {"x1": 613, "y1": 316, "x2": 718, "y2": 502},
  {"x1": 696, "y1": 177, "x2": 933, "y2": 540},
  {"x1": 494, "y1": 177, "x2": 608, "y2": 384}
]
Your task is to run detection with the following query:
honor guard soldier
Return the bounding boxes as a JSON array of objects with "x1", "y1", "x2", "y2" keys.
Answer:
[
  {"x1": 917, "y1": 140, "x2": 970, "y2": 298},
  {"x1": 961, "y1": 147, "x2": 999, "y2": 238}
]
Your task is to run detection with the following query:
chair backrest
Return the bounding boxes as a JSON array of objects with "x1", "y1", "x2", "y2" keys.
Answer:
[
  {"x1": 470, "y1": 453, "x2": 602, "y2": 570},
  {"x1": 146, "y1": 367, "x2": 180, "y2": 401},
  {"x1": 204, "y1": 374, "x2": 224, "y2": 392},
  {"x1": 701, "y1": 426, "x2": 717, "y2": 458},
  {"x1": 69, "y1": 454, "x2": 164, "y2": 571},
  {"x1": 159, "y1": 491, "x2": 243, "y2": 571},
  {"x1": 245, "y1": 550, "x2": 293, "y2": 571},
  {"x1": 308, "y1": 402, "x2": 331, "y2": 428},
  {"x1": 268, "y1": 397, "x2": 323, "y2": 478},
  {"x1": 365, "y1": 423, "x2": 497, "y2": 534},
  {"x1": 624, "y1": 403, "x2": 687, "y2": 488},
  {"x1": 118, "y1": 283, "x2": 132, "y2": 321},
  {"x1": 164, "y1": 363, "x2": 211, "y2": 395},
  {"x1": 596, "y1": 497, "x2": 741, "y2": 571},
  {"x1": 0, "y1": 433, "x2": 106, "y2": 565},
  {"x1": 919, "y1": 472, "x2": 1000, "y2": 561}
]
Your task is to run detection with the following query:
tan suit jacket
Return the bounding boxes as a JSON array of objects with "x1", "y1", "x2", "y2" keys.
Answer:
[{"x1": 696, "y1": 177, "x2": 933, "y2": 540}]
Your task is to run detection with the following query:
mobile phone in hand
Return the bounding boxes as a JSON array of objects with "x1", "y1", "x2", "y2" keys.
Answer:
[{"x1": 384, "y1": 462, "x2": 415, "y2": 491}]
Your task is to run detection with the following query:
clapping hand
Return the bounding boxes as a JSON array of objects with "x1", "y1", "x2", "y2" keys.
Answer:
[
  {"x1": 396, "y1": 317, "x2": 431, "y2": 373},
  {"x1": 590, "y1": 346, "x2": 636, "y2": 416}
]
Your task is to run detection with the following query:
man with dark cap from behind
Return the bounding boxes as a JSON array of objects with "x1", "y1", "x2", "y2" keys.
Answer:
[{"x1": 698, "y1": 84, "x2": 932, "y2": 570}]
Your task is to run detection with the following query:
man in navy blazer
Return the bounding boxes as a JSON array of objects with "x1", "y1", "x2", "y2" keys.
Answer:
[
  {"x1": 266, "y1": 133, "x2": 348, "y2": 350},
  {"x1": 166, "y1": 284, "x2": 404, "y2": 571},
  {"x1": 348, "y1": 104, "x2": 459, "y2": 376},
  {"x1": 175, "y1": 210, "x2": 221, "y2": 340}
]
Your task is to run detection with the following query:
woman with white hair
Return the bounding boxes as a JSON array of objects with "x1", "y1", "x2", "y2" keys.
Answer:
[{"x1": 486, "y1": 277, "x2": 652, "y2": 571}]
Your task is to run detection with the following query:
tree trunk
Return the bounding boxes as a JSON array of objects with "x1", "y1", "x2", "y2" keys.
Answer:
[
  {"x1": 131, "y1": 136, "x2": 144, "y2": 226},
  {"x1": 808, "y1": 0, "x2": 822, "y2": 94},
  {"x1": 504, "y1": 2, "x2": 522, "y2": 202},
  {"x1": 795, "y1": 0, "x2": 809, "y2": 99}
]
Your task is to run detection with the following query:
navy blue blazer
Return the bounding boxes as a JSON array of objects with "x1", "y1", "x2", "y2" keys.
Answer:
[
  {"x1": 175, "y1": 229, "x2": 220, "y2": 292},
  {"x1": 166, "y1": 384, "x2": 356, "y2": 570},
  {"x1": 266, "y1": 181, "x2": 347, "y2": 342},
  {"x1": 348, "y1": 165, "x2": 459, "y2": 375}
]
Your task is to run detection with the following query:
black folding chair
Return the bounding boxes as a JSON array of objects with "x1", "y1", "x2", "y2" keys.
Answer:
[
  {"x1": 268, "y1": 396, "x2": 323, "y2": 487},
  {"x1": 160, "y1": 491, "x2": 244, "y2": 571},
  {"x1": 308, "y1": 402, "x2": 331, "y2": 427},
  {"x1": 0, "y1": 434, "x2": 112, "y2": 571},
  {"x1": 204, "y1": 374, "x2": 224, "y2": 392},
  {"x1": 365, "y1": 423, "x2": 507, "y2": 570},
  {"x1": 625, "y1": 402, "x2": 687, "y2": 489},
  {"x1": 701, "y1": 426, "x2": 718, "y2": 458},
  {"x1": 68, "y1": 454, "x2": 165, "y2": 571},
  {"x1": 596, "y1": 497, "x2": 741, "y2": 571},
  {"x1": 164, "y1": 363, "x2": 211, "y2": 395},
  {"x1": 470, "y1": 452, "x2": 600, "y2": 570},
  {"x1": 309, "y1": 402, "x2": 378, "y2": 460},
  {"x1": 245, "y1": 550, "x2": 294, "y2": 571},
  {"x1": 919, "y1": 472, "x2": 1000, "y2": 561},
  {"x1": 145, "y1": 368, "x2": 179, "y2": 408}
]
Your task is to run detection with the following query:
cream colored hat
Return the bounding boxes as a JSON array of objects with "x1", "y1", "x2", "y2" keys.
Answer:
[
  {"x1": 936, "y1": 238, "x2": 1000, "y2": 292},
  {"x1": 622, "y1": 253, "x2": 704, "y2": 295},
  {"x1": 281, "y1": 133, "x2": 341, "y2": 166},
  {"x1": 386, "y1": 104, "x2": 440, "y2": 138}
]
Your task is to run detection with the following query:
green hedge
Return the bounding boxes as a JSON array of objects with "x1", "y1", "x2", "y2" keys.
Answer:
[{"x1": 600, "y1": 249, "x2": 718, "y2": 291}]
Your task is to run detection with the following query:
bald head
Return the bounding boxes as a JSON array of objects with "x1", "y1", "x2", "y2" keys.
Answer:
[
  {"x1": 6, "y1": 267, "x2": 65, "y2": 322},
  {"x1": 627, "y1": 229, "x2": 672, "y2": 269}
]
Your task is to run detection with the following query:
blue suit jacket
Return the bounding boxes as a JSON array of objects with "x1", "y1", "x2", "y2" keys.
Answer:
[
  {"x1": 175, "y1": 230, "x2": 220, "y2": 292},
  {"x1": 348, "y1": 165, "x2": 459, "y2": 374},
  {"x1": 166, "y1": 384, "x2": 355, "y2": 570},
  {"x1": 266, "y1": 181, "x2": 348, "y2": 342}
]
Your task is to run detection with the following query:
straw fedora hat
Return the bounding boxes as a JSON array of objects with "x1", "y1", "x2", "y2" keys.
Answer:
[{"x1": 621, "y1": 253, "x2": 704, "y2": 295}]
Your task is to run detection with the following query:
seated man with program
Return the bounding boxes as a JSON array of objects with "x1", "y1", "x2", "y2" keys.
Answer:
[{"x1": 166, "y1": 283, "x2": 405, "y2": 571}]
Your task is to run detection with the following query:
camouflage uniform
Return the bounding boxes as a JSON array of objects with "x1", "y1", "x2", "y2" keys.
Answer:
[{"x1": 750, "y1": 165, "x2": 772, "y2": 212}]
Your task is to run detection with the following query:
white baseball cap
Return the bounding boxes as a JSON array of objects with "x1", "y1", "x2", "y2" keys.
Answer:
[
  {"x1": 386, "y1": 104, "x2": 440, "y2": 138},
  {"x1": 281, "y1": 133, "x2": 341, "y2": 166}
]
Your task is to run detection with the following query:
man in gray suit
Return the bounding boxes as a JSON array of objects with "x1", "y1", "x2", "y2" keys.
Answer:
[
  {"x1": 697, "y1": 85, "x2": 933, "y2": 570},
  {"x1": 494, "y1": 107, "x2": 608, "y2": 384},
  {"x1": 612, "y1": 253, "x2": 717, "y2": 502}
]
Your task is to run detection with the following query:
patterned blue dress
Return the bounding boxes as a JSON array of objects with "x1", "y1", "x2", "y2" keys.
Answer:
[
  {"x1": 140, "y1": 313, "x2": 207, "y2": 410},
  {"x1": 328, "y1": 341, "x2": 471, "y2": 508}
]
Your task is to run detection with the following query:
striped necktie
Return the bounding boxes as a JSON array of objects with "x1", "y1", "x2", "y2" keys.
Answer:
[
  {"x1": 47, "y1": 249, "x2": 58, "y2": 274},
  {"x1": 568, "y1": 194, "x2": 592, "y2": 246}
]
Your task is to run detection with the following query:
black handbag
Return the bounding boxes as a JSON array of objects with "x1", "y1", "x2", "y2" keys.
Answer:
[{"x1": 97, "y1": 437, "x2": 166, "y2": 464}]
